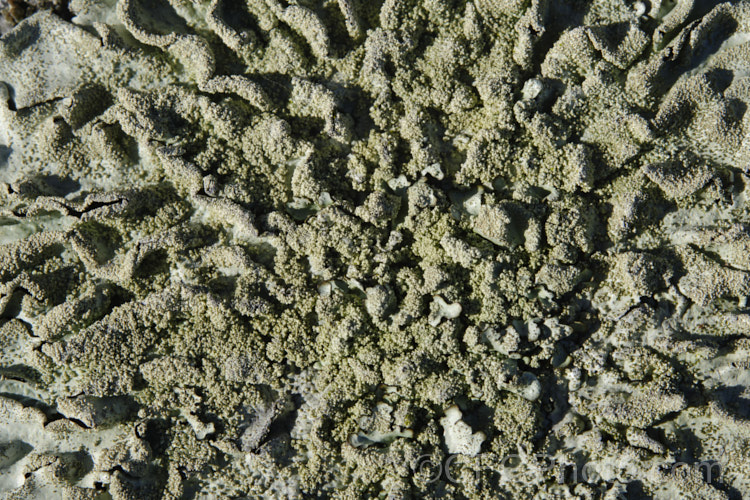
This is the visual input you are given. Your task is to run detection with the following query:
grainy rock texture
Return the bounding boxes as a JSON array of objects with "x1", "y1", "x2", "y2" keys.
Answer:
[{"x1": 1, "y1": 0, "x2": 750, "y2": 498}]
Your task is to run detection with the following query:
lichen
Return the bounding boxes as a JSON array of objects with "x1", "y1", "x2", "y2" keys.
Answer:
[{"x1": 0, "y1": 0, "x2": 750, "y2": 498}]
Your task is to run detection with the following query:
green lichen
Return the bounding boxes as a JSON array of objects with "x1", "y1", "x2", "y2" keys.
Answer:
[{"x1": 1, "y1": 0, "x2": 750, "y2": 498}]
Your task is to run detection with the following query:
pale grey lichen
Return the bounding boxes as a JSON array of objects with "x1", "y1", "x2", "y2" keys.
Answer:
[{"x1": 439, "y1": 405, "x2": 485, "y2": 457}]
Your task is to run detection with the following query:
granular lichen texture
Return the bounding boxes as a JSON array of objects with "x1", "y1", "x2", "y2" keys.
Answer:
[{"x1": 2, "y1": 0, "x2": 750, "y2": 498}]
